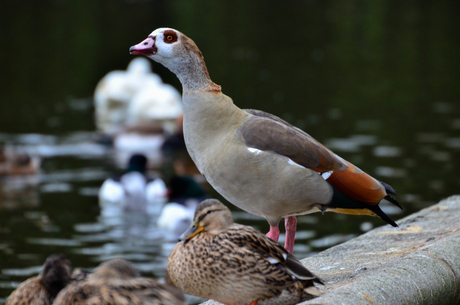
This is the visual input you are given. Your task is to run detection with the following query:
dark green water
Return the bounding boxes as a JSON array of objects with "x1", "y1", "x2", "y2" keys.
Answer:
[{"x1": 1, "y1": 1, "x2": 459, "y2": 302}]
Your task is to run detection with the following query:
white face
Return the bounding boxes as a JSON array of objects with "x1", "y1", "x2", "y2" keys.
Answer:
[{"x1": 130, "y1": 28, "x2": 181, "y2": 67}]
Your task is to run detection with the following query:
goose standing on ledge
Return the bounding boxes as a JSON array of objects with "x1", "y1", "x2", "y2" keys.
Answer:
[{"x1": 129, "y1": 28, "x2": 402, "y2": 253}]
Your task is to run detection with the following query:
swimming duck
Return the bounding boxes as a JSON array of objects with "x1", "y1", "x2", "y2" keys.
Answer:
[
  {"x1": 0, "y1": 145, "x2": 40, "y2": 177},
  {"x1": 157, "y1": 175, "x2": 209, "y2": 237},
  {"x1": 167, "y1": 199, "x2": 324, "y2": 305},
  {"x1": 53, "y1": 258, "x2": 184, "y2": 305},
  {"x1": 98, "y1": 154, "x2": 167, "y2": 212},
  {"x1": 94, "y1": 57, "x2": 160, "y2": 135},
  {"x1": 6, "y1": 254, "x2": 72, "y2": 305},
  {"x1": 130, "y1": 28, "x2": 402, "y2": 253},
  {"x1": 125, "y1": 77, "x2": 182, "y2": 135},
  {"x1": 94, "y1": 57, "x2": 182, "y2": 137}
]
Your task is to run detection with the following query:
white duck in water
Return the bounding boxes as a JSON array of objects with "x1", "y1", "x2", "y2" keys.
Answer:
[
  {"x1": 129, "y1": 28, "x2": 402, "y2": 254},
  {"x1": 94, "y1": 57, "x2": 182, "y2": 136},
  {"x1": 157, "y1": 175, "x2": 208, "y2": 237},
  {"x1": 98, "y1": 154, "x2": 167, "y2": 214}
]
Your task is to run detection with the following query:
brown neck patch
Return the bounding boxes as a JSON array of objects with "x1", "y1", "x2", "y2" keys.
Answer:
[{"x1": 206, "y1": 83, "x2": 222, "y2": 93}]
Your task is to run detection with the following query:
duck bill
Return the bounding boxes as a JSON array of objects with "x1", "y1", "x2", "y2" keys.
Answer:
[
  {"x1": 179, "y1": 221, "x2": 204, "y2": 242},
  {"x1": 129, "y1": 36, "x2": 157, "y2": 56}
]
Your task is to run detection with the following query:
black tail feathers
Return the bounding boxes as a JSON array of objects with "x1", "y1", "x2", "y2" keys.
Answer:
[
  {"x1": 379, "y1": 180, "x2": 397, "y2": 195},
  {"x1": 368, "y1": 205, "x2": 398, "y2": 227},
  {"x1": 379, "y1": 180, "x2": 403, "y2": 210},
  {"x1": 384, "y1": 195, "x2": 403, "y2": 210}
]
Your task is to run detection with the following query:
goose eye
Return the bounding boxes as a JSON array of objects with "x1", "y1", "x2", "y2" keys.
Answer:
[{"x1": 163, "y1": 30, "x2": 178, "y2": 43}]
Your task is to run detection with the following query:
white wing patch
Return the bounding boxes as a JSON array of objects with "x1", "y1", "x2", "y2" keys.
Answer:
[
  {"x1": 248, "y1": 147, "x2": 263, "y2": 155},
  {"x1": 267, "y1": 257, "x2": 279, "y2": 264},
  {"x1": 321, "y1": 171, "x2": 333, "y2": 180}
]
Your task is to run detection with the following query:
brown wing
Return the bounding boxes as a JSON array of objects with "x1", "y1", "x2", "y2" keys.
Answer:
[
  {"x1": 54, "y1": 278, "x2": 184, "y2": 305},
  {"x1": 226, "y1": 224, "x2": 288, "y2": 262},
  {"x1": 227, "y1": 225, "x2": 321, "y2": 282},
  {"x1": 242, "y1": 109, "x2": 347, "y2": 172},
  {"x1": 6, "y1": 278, "x2": 52, "y2": 305}
]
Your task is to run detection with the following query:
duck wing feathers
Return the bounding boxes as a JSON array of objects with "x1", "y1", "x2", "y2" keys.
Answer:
[
  {"x1": 53, "y1": 277, "x2": 184, "y2": 305},
  {"x1": 6, "y1": 278, "x2": 52, "y2": 305},
  {"x1": 242, "y1": 109, "x2": 347, "y2": 173},
  {"x1": 228, "y1": 224, "x2": 323, "y2": 284}
]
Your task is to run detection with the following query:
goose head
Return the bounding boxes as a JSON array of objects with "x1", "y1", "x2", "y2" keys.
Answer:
[
  {"x1": 130, "y1": 28, "x2": 219, "y2": 93},
  {"x1": 180, "y1": 199, "x2": 233, "y2": 241},
  {"x1": 130, "y1": 28, "x2": 187, "y2": 67}
]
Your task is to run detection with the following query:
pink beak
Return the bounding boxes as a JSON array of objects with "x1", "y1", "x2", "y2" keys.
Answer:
[{"x1": 129, "y1": 36, "x2": 157, "y2": 56}]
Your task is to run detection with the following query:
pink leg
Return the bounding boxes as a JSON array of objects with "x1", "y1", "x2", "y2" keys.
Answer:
[
  {"x1": 266, "y1": 225, "x2": 280, "y2": 242},
  {"x1": 284, "y1": 216, "x2": 297, "y2": 254}
]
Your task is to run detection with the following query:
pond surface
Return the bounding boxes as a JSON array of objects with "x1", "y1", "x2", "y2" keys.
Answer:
[{"x1": 1, "y1": 1, "x2": 459, "y2": 303}]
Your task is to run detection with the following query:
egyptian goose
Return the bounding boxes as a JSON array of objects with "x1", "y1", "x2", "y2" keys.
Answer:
[
  {"x1": 168, "y1": 199, "x2": 324, "y2": 304},
  {"x1": 130, "y1": 28, "x2": 402, "y2": 253},
  {"x1": 54, "y1": 258, "x2": 185, "y2": 305},
  {"x1": 6, "y1": 254, "x2": 72, "y2": 305}
]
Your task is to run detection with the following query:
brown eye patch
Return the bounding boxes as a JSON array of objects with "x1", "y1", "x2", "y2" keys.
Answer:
[{"x1": 163, "y1": 30, "x2": 178, "y2": 44}]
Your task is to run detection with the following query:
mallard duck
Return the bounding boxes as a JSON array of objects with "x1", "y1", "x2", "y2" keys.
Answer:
[
  {"x1": 167, "y1": 199, "x2": 324, "y2": 305},
  {"x1": 157, "y1": 176, "x2": 208, "y2": 237},
  {"x1": 0, "y1": 145, "x2": 40, "y2": 177},
  {"x1": 54, "y1": 258, "x2": 185, "y2": 305},
  {"x1": 98, "y1": 154, "x2": 167, "y2": 212},
  {"x1": 6, "y1": 254, "x2": 72, "y2": 305},
  {"x1": 130, "y1": 28, "x2": 402, "y2": 253}
]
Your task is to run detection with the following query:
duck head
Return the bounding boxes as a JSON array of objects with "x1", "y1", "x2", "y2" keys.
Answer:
[
  {"x1": 40, "y1": 254, "x2": 72, "y2": 297},
  {"x1": 179, "y1": 199, "x2": 233, "y2": 242}
]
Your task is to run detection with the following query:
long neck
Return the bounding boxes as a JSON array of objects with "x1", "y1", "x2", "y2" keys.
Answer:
[{"x1": 167, "y1": 47, "x2": 221, "y2": 93}]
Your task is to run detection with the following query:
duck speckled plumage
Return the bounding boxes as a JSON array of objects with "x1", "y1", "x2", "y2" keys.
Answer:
[
  {"x1": 167, "y1": 199, "x2": 324, "y2": 305},
  {"x1": 129, "y1": 28, "x2": 402, "y2": 254},
  {"x1": 6, "y1": 254, "x2": 72, "y2": 305},
  {"x1": 53, "y1": 258, "x2": 184, "y2": 305}
]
